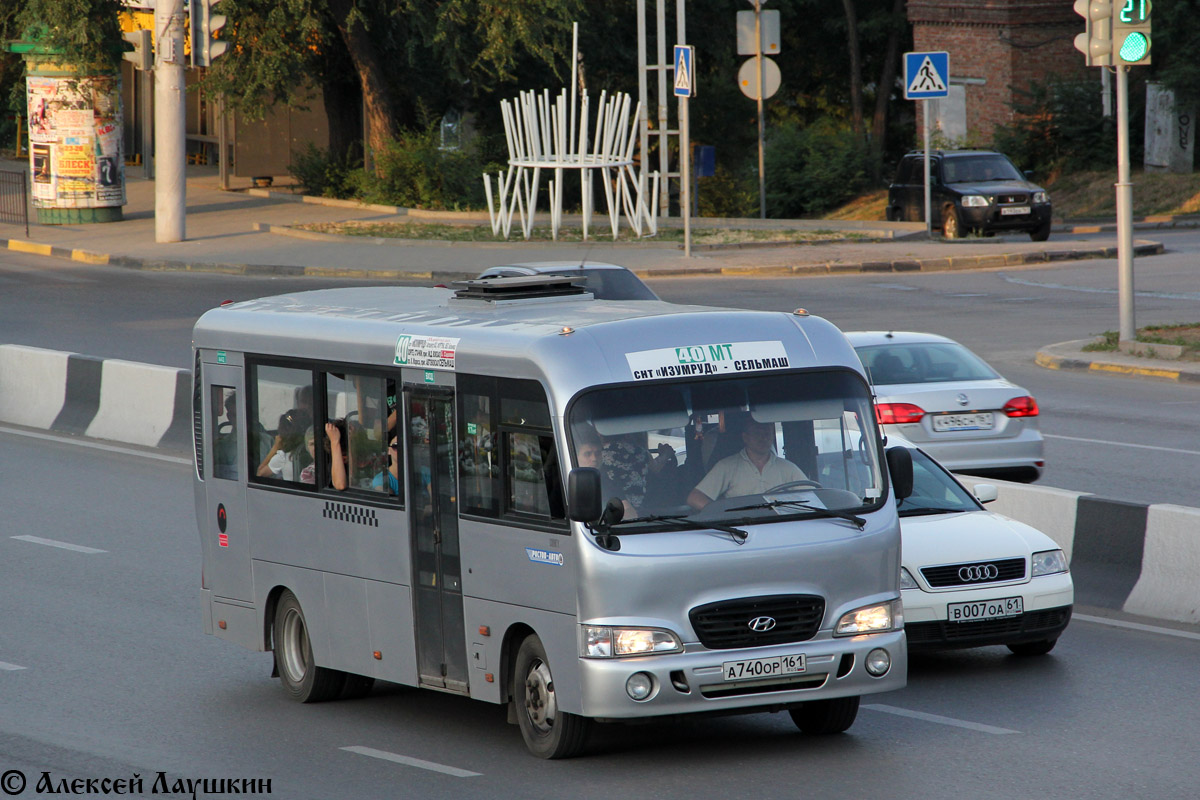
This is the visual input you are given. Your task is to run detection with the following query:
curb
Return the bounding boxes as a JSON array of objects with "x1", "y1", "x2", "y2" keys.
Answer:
[
  {"x1": 1035, "y1": 339, "x2": 1200, "y2": 384},
  {"x1": 0, "y1": 230, "x2": 1168, "y2": 281}
]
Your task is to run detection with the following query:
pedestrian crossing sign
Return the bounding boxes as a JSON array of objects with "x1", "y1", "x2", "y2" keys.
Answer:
[
  {"x1": 674, "y1": 45, "x2": 695, "y2": 98},
  {"x1": 904, "y1": 51, "x2": 949, "y2": 100}
]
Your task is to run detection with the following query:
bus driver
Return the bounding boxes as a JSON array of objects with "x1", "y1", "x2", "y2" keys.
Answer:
[{"x1": 687, "y1": 420, "x2": 805, "y2": 510}]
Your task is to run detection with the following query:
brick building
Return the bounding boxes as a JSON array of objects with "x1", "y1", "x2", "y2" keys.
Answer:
[{"x1": 908, "y1": 0, "x2": 1089, "y2": 144}]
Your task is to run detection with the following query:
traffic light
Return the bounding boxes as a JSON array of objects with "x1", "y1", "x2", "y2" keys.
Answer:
[
  {"x1": 1112, "y1": 0, "x2": 1151, "y2": 65},
  {"x1": 121, "y1": 29, "x2": 152, "y2": 71},
  {"x1": 190, "y1": 0, "x2": 229, "y2": 67},
  {"x1": 1073, "y1": 0, "x2": 1112, "y2": 67}
]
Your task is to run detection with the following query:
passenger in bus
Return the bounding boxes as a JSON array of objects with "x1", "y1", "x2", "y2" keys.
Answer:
[
  {"x1": 372, "y1": 431, "x2": 400, "y2": 495},
  {"x1": 325, "y1": 419, "x2": 349, "y2": 490},
  {"x1": 687, "y1": 420, "x2": 805, "y2": 510},
  {"x1": 299, "y1": 427, "x2": 318, "y2": 484},
  {"x1": 256, "y1": 408, "x2": 311, "y2": 479},
  {"x1": 574, "y1": 427, "x2": 602, "y2": 470}
]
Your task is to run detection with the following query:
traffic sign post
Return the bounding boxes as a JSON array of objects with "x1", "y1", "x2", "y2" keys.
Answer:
[
  {"x1": 904, "y1": 51, "x2": 950, "y2": 238},
  {"x1": 674, "y1": 45, "x2": 694, "y2": 256}
]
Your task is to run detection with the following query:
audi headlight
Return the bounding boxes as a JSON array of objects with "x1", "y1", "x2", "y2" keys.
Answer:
[
  {"x1": 961, "y1": 195, "x2": 989, "y2": 207},
  {"x1": 1033, "y1": 191, "x2": 1050, "y2": 204},
  {"x1": 583, "y1": 626, "x2": 682, "y2": 658},
  {"x1": 900, "y1": 567, "x2": 919, "y2": 590},
  {"x1": 834, "y1": 600, "x2": 901, "y2": 636},
  {"x1": 1032, "y1": 549, "x2": 1068, "y2": 577}
]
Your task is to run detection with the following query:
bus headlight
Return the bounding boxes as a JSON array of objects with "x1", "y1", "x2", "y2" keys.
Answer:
[
  {"x1": 583, "y1": 626, "x2": 683, "y2": 658},
  {"x1": 834, "y1": 600, "x2": 901, "y2": 636}
]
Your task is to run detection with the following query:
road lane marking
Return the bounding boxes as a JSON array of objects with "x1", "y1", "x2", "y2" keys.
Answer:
[
  {"x1": 0, "y1": 425, "x2": 191, "y2": 465},
  {"x1": 341, "y1": 746, "x2": 481, "y2": 778},
  {"x1": 1044, "y1": 433, "x2": 1200, "y2": 458},
  {"x1": 863, "y1": 704, "x2": 1019, "y2": 735},
  {"x1": 1075, "y1": 614, "x2": 1200, "y2": 642},
  {"x1": 0, "y1": 661, "x2": 27, "y2": 671},
  {"x1": 1001, "y1": 275, "x2": 1200, "y2": 301},
  {"x1": 12, "y1": 535, "x2": 107, "y2": 554}
]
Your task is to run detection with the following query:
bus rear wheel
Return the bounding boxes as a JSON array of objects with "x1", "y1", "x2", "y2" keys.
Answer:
[
  {"x1": 789, "y1": 695, "x2": 860, "y2": 735},
  {"x1": 513, "y1": 634, "x2": 592, "y2": 759},
  {"x1": 274, "y1": 590, "x2": 346, "y2": 702}
]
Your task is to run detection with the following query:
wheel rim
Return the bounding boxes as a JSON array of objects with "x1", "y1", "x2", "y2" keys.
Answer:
[
  {"x1": 523, "y1": 657, "x2": 557, "y2": 735},
  {"x1": 944, "y1": 211, "x2": 958, "y2": 238},
  {"x1": 280, "y1": 607, "x2": 309, "y2": 684}
]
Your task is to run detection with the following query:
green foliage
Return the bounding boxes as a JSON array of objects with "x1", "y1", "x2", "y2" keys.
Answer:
[
  {"x1": 764, "y1": 118, "x2": 870, "y2": 218},
  {"x1": 301, "y1": 125, "x2": 489, "y2": 210},
  {"x1": 14, "y1": 0, "x2": 125, "y2": 71},
  {"x1": 288, "y1": 143, "x2": 362, "y2": 199},
  {"x1": 992, "y1": 80, "x2": 1117, "y2": 178},
  {"x1": 696, "y1": 166, "x2": 757, "y2": 219},
  {"x1": 1151, "y1": 0, "x2": 1200, "y2": 111}
]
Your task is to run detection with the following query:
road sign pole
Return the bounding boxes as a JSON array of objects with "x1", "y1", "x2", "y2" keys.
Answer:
[
  {"x1": 755, "y1": 0, "x2": 766, "y2": 219},
  {"x1": 923, "y1": 100, "x2": 932, "y2": 239},
  {"x1": 1115, "y1": 63, "x2": 1135, "y2": 342},
  {"x1": 682, "y1": 95, "x2": 691, "y2": 257}
]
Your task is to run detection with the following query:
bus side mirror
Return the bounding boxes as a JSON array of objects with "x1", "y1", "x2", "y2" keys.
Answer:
[
  {"x1": 886, "y1": 446, "x2": 913, "y2": 501},
  {"x1": 567, "y1": 467, "x2": 603, "y2": 522}
]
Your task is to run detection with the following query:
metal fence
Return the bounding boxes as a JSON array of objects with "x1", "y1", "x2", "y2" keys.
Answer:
[{"x1": 0, "y1": 170, "x2": 30, "y2": 237}]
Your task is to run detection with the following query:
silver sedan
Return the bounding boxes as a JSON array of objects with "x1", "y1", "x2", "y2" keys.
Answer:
[{"x1": 847, "y1": 330, "x2": 1044, "y2": 482}]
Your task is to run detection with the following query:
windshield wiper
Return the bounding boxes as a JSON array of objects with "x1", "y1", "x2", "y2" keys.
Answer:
[
  {"x1": 614, "y1": 513, "x2": 749, "y2": 544},
  {"x1": 898, "y1": 507, "x2": 966, "y2": 517},
  {"x1": 726, "y1": 499, "x2": 866, "y2": 530}
]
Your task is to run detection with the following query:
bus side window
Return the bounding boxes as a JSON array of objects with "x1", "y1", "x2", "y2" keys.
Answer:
[
  {"x1": 458, "y1": 389, "x2": 499, "y2": 516},
  {"x1": 324, "y1": 371, "x2": 396, "y2": 496},
  {"x1": 249, "y1": 364, "x2": 313, "y2": 486},
  {"x1": 212, "y1": 386, "x2": 239, "y2": 481},
  {"x1": 499, "y1": 380, "x2": 565, "y2": 523},
  {"x1": 507, "y1": 432, "x2": 552, "y2": 516}
]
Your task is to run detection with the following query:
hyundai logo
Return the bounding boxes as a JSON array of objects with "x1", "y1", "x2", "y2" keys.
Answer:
[
  {"x1": 748, "y1": 616, "x2": 777, "y2": 632},
  {"x1": 955, "y1": 392, "x2": 970, "y2": 407},
  {"x1": 958, "y1": 564, "x2": 1000, "y2": 582}
]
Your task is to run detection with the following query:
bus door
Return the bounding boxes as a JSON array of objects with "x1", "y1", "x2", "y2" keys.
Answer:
[
  {"x1": 406, "y1": 388, "x2": 468, "y2": 693},
  {"x1": 203, "y1": 362, "x2": 253, "y2": 603}
]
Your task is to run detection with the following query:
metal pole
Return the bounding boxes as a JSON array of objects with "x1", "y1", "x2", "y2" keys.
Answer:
[
  {"x1": 142, "y1": 68, "x2": 153, "y2": 180},
  {"x1": 154, "y1": 0, "x2": 186, "y2": 242},
  {"x1": 656, "y1": 0, "x2": 669, "y2": 216},
  {"x1": 678, "y1": 1, "x2": 689, "y2": 256},
  {"x1": 755, "y1": 0, "x2": 766, "y2": 219},
  {"x1": 1115, "y1": 64, "x2": 1136, "y2": 342},
  {"x1": 923, "y1": 100, "x2": 932, "y2": 239}
]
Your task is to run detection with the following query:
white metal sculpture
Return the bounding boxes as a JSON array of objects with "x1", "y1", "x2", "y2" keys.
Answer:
[{"x1": 484, "y1": 25, "x2": 659, "y2": 241}]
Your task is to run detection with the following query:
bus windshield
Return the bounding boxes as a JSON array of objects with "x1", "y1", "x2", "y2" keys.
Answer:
[{"x1": 568, "y1": 370, "x2": 885, "y2": 527}]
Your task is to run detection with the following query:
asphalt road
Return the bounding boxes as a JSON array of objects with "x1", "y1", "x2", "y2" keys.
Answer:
[
  {"x1": 2, "y1": 430, "x2": 1199, "y2": 800},
  {"x1": 2, "y1": 231, "x2": 1198, "y2": 506}
]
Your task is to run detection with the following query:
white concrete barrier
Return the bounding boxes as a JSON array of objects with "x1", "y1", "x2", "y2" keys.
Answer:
[
  {"x1": 0, "y1": 344, "x2": 69, "y2": 428},
  {"x1": 1125, "y1": 504, "x2": 1200, "y2": 624},
  {"x1": 87, "y1": 358, "x2": 183, "y2": 447}
]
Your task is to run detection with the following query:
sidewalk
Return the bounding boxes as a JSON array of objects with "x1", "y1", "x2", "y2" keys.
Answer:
[
  {"x1": 1036, "y1": 339, "x2": 1200, "y2": 384},
  {"x1": 0, "y1": 159, "x2": 1166, "y2": 281}
]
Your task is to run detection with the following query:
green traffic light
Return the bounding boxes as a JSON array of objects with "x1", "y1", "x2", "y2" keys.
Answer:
[{"x1": 1118, "y1": 31, "x2": 1149, "y2": 62}]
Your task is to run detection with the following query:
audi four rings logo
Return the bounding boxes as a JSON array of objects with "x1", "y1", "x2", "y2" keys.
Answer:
[
  {"x1": 958, "y1": 564, "x2": 999, "y2": 582},
  {"x1": 748, "y1": 616, "x2": 777, "y2": 632}
]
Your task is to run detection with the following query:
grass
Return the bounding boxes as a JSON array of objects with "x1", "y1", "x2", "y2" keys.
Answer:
[
  {"x1": 1082, "y1": 324, "x2": 1200, "y2": 361},
  {"x1": 296, "y1": 220, "x2": 869, "y2": 245}
]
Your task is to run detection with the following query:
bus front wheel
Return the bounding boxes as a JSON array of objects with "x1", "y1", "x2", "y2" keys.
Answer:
[
  {"x1": 274, "y1": 590, "x2": 346, "y2": 703},
  {"x1": 513, "y1": 634, "x2": 592, "y2": 759},
  {"x1": 789, "y1": 695, "x2": 860, "y2": 735}
]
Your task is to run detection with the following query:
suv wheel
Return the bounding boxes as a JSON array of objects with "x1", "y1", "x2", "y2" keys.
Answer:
[
  {"x1": 1029, "y1": 220, "x2": 1051, "y2": 242},
  {"x1": 942, "y1": 205, "x2": 963, "y2": 239}
]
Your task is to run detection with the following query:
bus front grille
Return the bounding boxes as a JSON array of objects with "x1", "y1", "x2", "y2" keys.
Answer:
[{"x1": 689, "y1": 594, "x2": 825, "y2": 649}]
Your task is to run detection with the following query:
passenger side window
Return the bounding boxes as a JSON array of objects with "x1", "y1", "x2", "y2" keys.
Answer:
[
  {"x1": 211, "y1": 385, "x2": 239, "y2": 481},
  {"x1": 459, "y1": 389, "x2": 499, "y2": 516},
  {"x1": 325, "y1": 372, "x2": 397, "y2": 496},
  {"x1": 249, "y1": 365, "x2": 313, "y2": 486}
]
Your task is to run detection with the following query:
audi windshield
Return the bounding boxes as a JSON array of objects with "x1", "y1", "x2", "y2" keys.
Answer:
[{"x1": 568, "y1": 370, "x2": 886, "y2": 529}]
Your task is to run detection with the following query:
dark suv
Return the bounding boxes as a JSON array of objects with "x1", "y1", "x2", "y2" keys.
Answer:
[{"x1": 886, "y1": 150, "x2": 1052, "y2": 241}]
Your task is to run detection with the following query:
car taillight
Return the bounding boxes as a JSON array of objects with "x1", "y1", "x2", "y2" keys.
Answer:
[
  {"x1": 1003, "y1": 395, "x2": 1039, "y2": 417},
  {"x1": 875, "y1": 402, "x2": 926, "y2": 424}
]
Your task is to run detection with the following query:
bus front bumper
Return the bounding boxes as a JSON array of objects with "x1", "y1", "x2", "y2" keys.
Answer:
[{"x1": 575, "y1": 630, "x2": 906, "y2": 720}]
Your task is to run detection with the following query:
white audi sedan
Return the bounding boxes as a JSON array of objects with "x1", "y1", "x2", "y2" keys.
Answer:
[
  {"x1": 847, "y1": 331, "x2": 1044, "y2": 482},
  {"x1": 892, "y1": 442, "x2": 1072, "y2": 655}
]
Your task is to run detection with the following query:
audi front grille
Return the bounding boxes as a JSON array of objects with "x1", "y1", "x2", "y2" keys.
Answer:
[
  {"x1": 689, "y1": 594, "x2": 825, "y2": 650},
  {"x1": 921, "y1": 557, "x2": 1025, "y2": 588}
]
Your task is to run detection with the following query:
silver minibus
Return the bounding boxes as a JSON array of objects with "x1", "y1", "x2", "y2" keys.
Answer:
[{"x1": 192, "y1": 276, "x2": 912, "y2": 758}]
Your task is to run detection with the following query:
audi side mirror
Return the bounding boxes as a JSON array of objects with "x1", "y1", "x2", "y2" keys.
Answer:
[{"x1": 973, "y1": 483, "x2": 998, "y2": 504}]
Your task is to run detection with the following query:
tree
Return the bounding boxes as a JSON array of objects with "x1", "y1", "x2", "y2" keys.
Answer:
[
  {"x1": 13, "y1": 0, "x2": 126, "y2": 71},
  {"x1": 205, "y1": 0, "x2": 581, "y2": 171}
]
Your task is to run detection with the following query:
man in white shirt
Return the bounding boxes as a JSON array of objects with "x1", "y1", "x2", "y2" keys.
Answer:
[{"x1": 687, "y1": 420, "x2": 805, "y2": 510}]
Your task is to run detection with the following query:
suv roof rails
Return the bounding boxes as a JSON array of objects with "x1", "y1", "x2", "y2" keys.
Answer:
[{"x1": 450, "y1": 274, "x2": 590, "y2": 302}]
